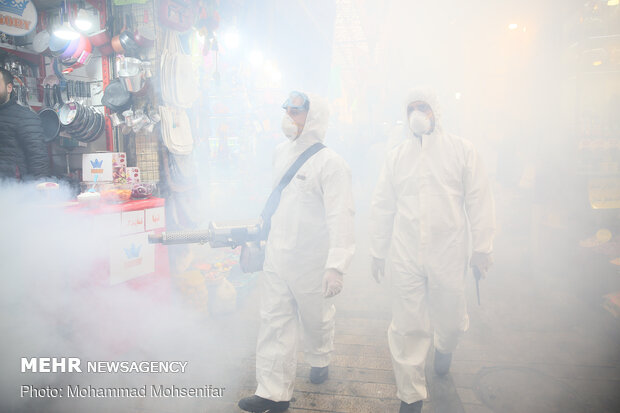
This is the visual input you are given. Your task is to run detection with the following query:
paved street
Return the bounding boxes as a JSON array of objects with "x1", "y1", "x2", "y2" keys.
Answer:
[{"x1": 171, "y1": 188, "x2": 620, "y2": 413}]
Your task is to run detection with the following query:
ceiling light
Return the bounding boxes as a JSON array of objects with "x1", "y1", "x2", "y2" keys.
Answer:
[
  {"x1": 607, "y1": 0, "x2": 619, "y2": 6},
  {"x1": 592, "y1": 60, "x2": 603, "y2": 66},
  {"x1": 73, "y1": 9, "x2": 93, "y2": 32},
  {"x1": 508, "y1": 23, "x2": 518, "y2": 30},
  {"x1": 263, "y1": 60, "x2": 275, "y2": 74},
  {"x1": 54, "y1": 22, "x2": 80, "y2": 40},
  {"x1": 249, "y1": 50, "x2": 264, "y2": 67},
  {"x1": 223, "y1": 28, "x2": 240, "y2": 50}
]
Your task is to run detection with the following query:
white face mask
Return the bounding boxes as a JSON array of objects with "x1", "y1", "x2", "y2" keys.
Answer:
[
  {"x1": 409, "y1": 110, "x2": 431, "y2": 136},
  {"x1": 282, "y1": 115, "x2": 299, "y2": 140}
]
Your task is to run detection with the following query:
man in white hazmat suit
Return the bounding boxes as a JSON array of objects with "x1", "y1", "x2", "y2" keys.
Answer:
[
  {"x1": 369, "y1": 88, "x2": 495, "y2": 413},
  {"x1": 239, "y1": 91, "x2": 356, "y2": 413}
]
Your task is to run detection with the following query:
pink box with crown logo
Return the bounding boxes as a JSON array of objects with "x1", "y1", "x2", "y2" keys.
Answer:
[{"x1": 82, "y1": 152, "x2": 127, "y2": 182}]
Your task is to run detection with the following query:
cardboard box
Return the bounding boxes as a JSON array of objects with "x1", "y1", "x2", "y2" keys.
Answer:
[
  {"x1": 145, "y1": 207, "x2": 165, "y2": 231},
  {"x1": 113, "y1": 166, "x2": 128, "y2": 183},
  {"x1": 127, "y1": 167, "x2": 140, "y2": 184},
  {"x1": 110, "y1": 232, "x2": 155, "y2": 285},
  {"x1": 121, "y1": 210, "x2": 145, "y2": 235},
  {"x1": 82, "y1": 153, "x2": 126, "y2": 182}
]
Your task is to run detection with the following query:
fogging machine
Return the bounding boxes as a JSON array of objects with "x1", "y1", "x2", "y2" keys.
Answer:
[
  {"x1": 149, "y1": 143, "x2": 327, "y2": 250},
  {"x1": 149, "y1": 143, "x2": 327, "y2": 274},
  {"x1": 148, "y1": 219, "x2": 264, "y2": 249}
]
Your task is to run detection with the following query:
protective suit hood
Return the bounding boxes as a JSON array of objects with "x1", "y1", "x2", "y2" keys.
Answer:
[
  {"x1": 405, "y1": 87, "x2": 442, "y2": 138},
  {"x1": 296, "y1": 93, "x2": 329, "y2": 145}
]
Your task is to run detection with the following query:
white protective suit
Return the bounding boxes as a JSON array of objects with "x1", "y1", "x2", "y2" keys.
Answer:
[
  {"x1": 255, "y1": 94, "x2": 356, "y2": 402},
  {"x1": 369, "y1": 88, "x2": 495, "y2": 404}
]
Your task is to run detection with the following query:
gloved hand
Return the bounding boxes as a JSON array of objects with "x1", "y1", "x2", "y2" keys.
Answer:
[
  {"x1": 323, "y1": 269, "x2": 343, "y2": 298},
  {"x1": 371, "y1": 257, "x2": 386, "y2": 283},
  {"x1": 470, "y1": 252, "x2": 493, "y2": 278}
]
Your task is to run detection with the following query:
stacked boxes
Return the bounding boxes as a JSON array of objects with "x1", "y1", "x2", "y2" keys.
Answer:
[
  {"x1": 82, "y1": 152, "x2": 127, "y2": 183},
  {"x1": 126, "y1": 167, "x2": 141, "y2": 184}
]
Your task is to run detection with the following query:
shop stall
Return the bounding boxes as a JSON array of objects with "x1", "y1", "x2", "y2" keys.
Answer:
[
  {"x1": 1, "y1": 0, "x2": 262, "y2": 316},
  {"x1": 563, "y1": 0, "x2": 620, "y2": 318},
  {"x1": 1, "y1": 0, "x2": 168, "y2": 292}
]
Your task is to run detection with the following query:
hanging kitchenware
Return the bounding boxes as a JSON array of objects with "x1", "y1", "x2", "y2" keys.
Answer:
[
  {"x1": 89, "y1": 16, "x2": 112, "y2": 47},
  {"x1": 111, "y1": 15, "x2": 127, "y2": 54},
  {"x1": 110, "y1": 21, "x2": 123, "y2": 53},
  {"x1": 52, "y1": 84, "x2": 63, "y2": 110},
  {"x1": 81, "y1": 110, "x2": 105, "y2": 142},
  {"x1": 68, "y1": 84, "x2": 89, "y2": 129},
  {"x1": 98, "y1": 42, "x2": 115, "y2": 56},
  {"x1": 92, "y1": 112, "x2": 105, "y2": 140},
  {"x1": 38, "y1": 85, "x2": 61, "y2": 142},
  {"x1": 133, "y1": 9, "x2": 155, "y2": 48},
  {"x1": 89, "y1": 27, "x2": 111, "y2": 47},
  {"x1": 76, "y1": 108, "x2": 97, "y2": 139},
  {"x1": 58, "y1": 101, "x2": 83, "y2": 127},
  {"x1": 33, "y1": 30, "x2": 51, "y2": 55},
  {"x1": 61, "y1": 36, "x2": 93, "y2": 73},
  {"x1": 61, "y1": 35, "x2": 90, "y2": 65},
  {"x1": 58, "y1": 82, "x2": 84, "y2": 128},
  {"x1": 132, "y1": 78, "x2": 151, "y2": 98},
  {"x1": 118, "y1": 56, "x2": 146, "y2": 92},
  {"x1": 52, "y1": 58, "x2": 68, "y2": 89},
  {"x1": 60, "y1": 35, "x2": 81, "y2": 60},
  {"x1": 119, "y1": 15, "x2": 140, "y2": 57},
  {"x1": 71, "y1": 107, "x2": 96, "y2": 141},
  {"x1": 74, "y1": 36, "x2": 92, "y2": 65},
  {"x1": 49, "y1": 34, "x2": 71, "y2": 57},
  {"x1": 32, "y1": 12, "x2": 52, "y2": 55},
  {"x1": 102, "y1": 78, "x2": 132, "y2": 113}
]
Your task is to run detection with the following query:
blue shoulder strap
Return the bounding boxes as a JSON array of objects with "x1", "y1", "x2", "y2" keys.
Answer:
[{"x1": 260, "y1": 142, "x2": 325, "y2": 238}]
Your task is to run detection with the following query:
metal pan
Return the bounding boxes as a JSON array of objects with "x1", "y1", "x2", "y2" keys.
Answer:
[
  {"x1": 59, "y1": 101, "x2": 83, "y2": 127},
  {"x1": 33, "y1": 11, "x2": 51, "y2": 55},
  {"x1": 52, "y1": 84, "x2": 63, "y2": 110},
  {"x1": 48, "y1": 34, "x2": 71, "y2": 57},
  {"x1": 102, "y1": 78, "x2": 132, "y2": 113},
  {"x1": 134, "y1": 27, "x2": 155, "y2": 48},
  {"x1": 111, "y1": 15, "x2": 126, "y2": 54},
  {"x1": 119, "y1": 15, "x2": 139, "y2": 57},
  {"x1": 89, "y1": 114, "x2": 105, "y2": 142},
  {"x1": 68, "y1": 106, "x2": 92, "y2": 137},
  {"x1": 37, "y1": 86, "x2": 61, "y2": 142},
  {"x1": 88, "y1": 26, "x2": 111, "y2": 47},
  {"x1": 75, "y1": 107, "x2": 97, "y2": 137},
  {"x1": 134, "y1": 8, "x2": 155, "y2": 48},
  {"x1": 92, "y1": 112, "x2": 106, "y2": 140},
  {"x1": 98, "y1": 42, "x2": 114, "y2": 56},
  {"x1": 39, "y1": 108, "x2": 61, "y2": 142},
  {"x1": 82, "y1": 111, "x2": 104, "y2": 142},
  {"x1": 62, "y1": 36, "x2": 92, "y2": 68},
  {"x1": 33, "y1": 30, "x2": 51, "y2": 54},
  {"x1": 75, "y1": 110, "x2": 97, "y2": 141},
  {"x1": 60, "y1": 36, "x2": 81, "y2": 60}
]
